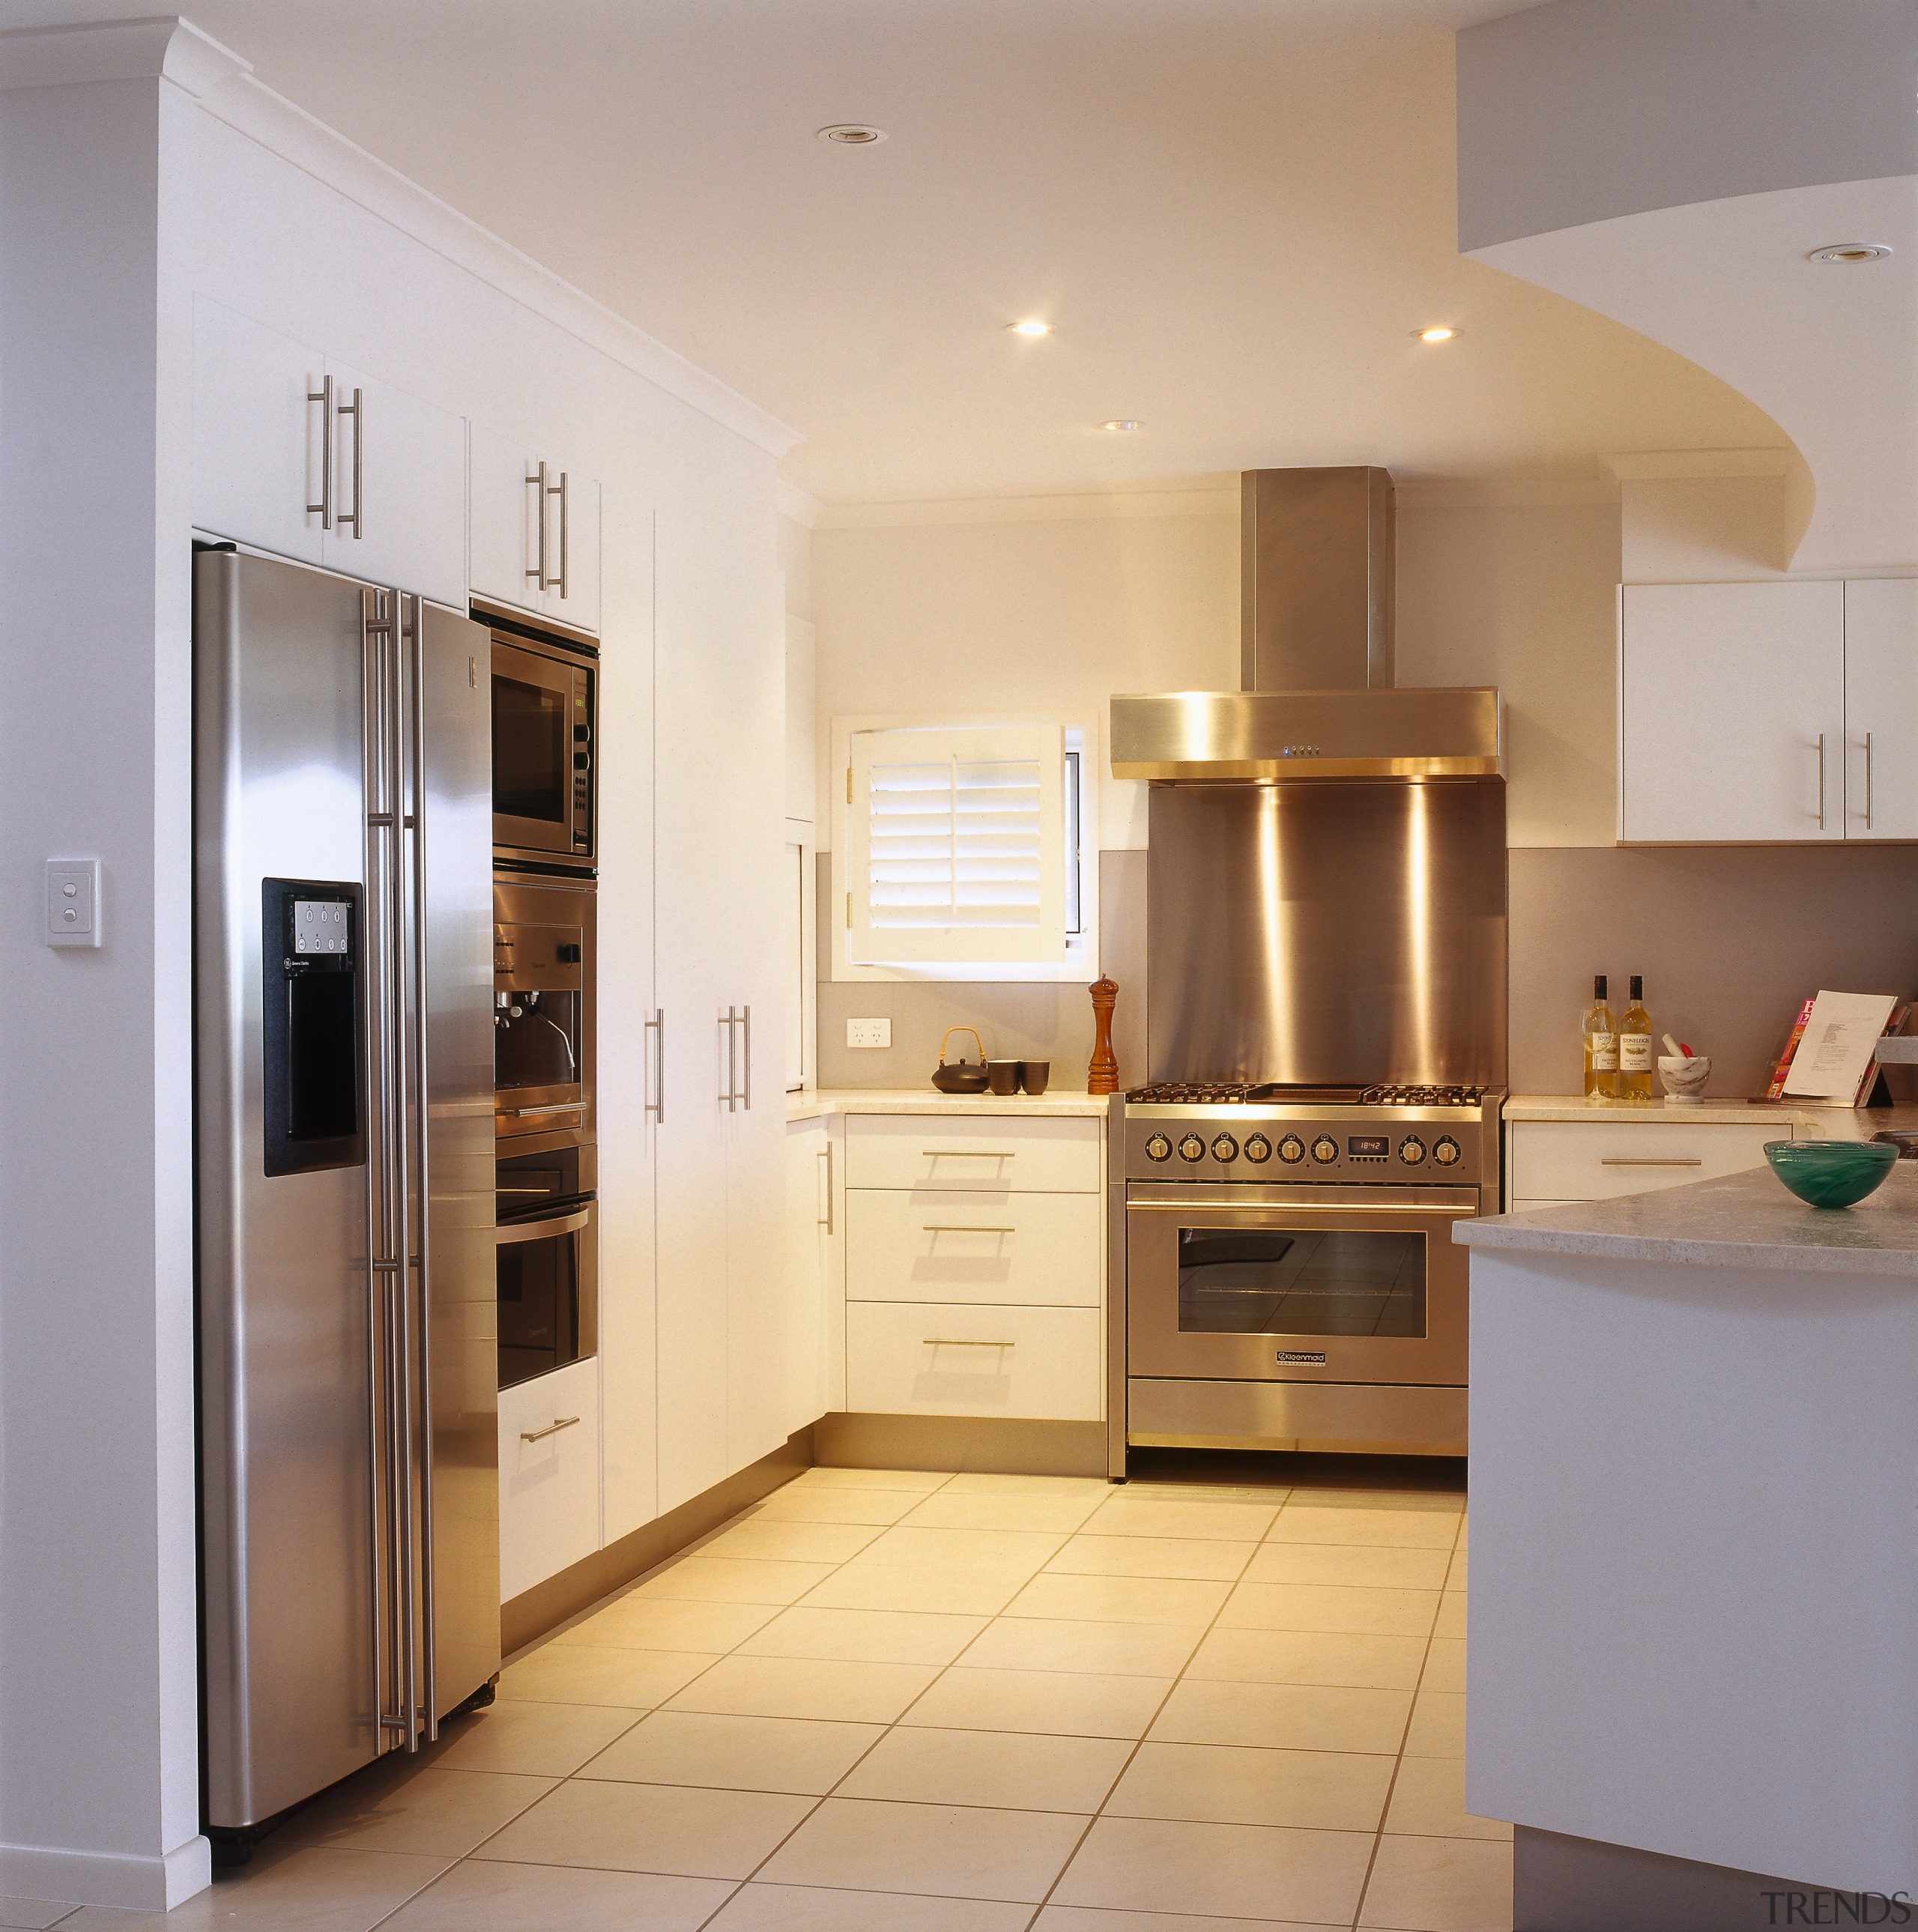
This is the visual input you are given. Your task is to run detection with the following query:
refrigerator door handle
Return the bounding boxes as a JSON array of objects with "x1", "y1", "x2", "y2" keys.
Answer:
[{"x1": 403, "y1": 593, "x2": 438, "y2": 1743}]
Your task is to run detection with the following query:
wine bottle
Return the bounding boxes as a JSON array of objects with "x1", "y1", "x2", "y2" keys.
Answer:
[
  {"x1": 1620, "y1": 975, "x2": 1654, "y2": 1102},
  {"x1": 1584, "y1": 975, "x2": 1618, "y2": 1100}
]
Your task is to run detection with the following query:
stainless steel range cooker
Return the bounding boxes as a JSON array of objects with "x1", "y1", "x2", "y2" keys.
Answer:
[{"x1": 1106, "y1": 1082, "x2": 1503, "y2": 1471}]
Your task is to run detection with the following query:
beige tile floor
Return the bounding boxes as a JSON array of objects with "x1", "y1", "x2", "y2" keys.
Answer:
[{"x1": 11, "y1": 1467, "x2": 1505, "y2": 1932}]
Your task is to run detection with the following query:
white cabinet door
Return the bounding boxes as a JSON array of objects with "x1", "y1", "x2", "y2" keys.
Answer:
[
  {"x1": 721, "y1": 552, "x2": 791, "y2": 1475},
  {"x1": 469, "y1": 422, "x2": 540, "y2": 617},
  {"x1": 191, "y1": 297, "x2": 324, "y2": 564},
  {"x1": 1619, "y1": 581, "x2": 1845, "y2": 842},
  {"x1": 784, "y1": 1120, "x2": 831, "y2": 1435},
  {"x1": 497, "y1": 1360, "x2": 602, "y2": 1601},
  {"x1": 468, "y1": 424, "x2": 602, "y2": 634},
  {"x1": 1844, "y1": 579, "x2": 1918, "y2": 841},
  {"x1": 653, "y1": 509, "x2": 735, "y2": 1514},
  {"x1": 319, "y1": 360, "x2": 466, "y2": 610},
  {"x1": 845, "y1": 1302, "x2": 1102, "y2": 1420}
]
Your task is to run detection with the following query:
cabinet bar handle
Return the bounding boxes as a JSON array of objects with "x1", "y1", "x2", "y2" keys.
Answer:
[
  {"x1": 527, "y1": 461, "x2": 548, "y2": 587},
  {"x1": 521, "y1": 1415, "x2": 581, "y2": 1443},
  {"x1": 742, "y1": 1004, "x2": 751, "y2": 1110},
  {"x1": 1866, "y1": 730, "x2": 1874, "y2": 831},
  {"x1": 646, "y1": 1008, "x2": 665, "y2": 1124},
  {"x1": 1818, "y1": 732, "x2": 1827, "y2": 830},
  {"x1": 922, "y1": 1148, "x2": 1017, "y2": 1158},
  {"x1": 336, "y1": 388, "x2": 363, "y2": 538},
  {"x1": 307, "y1": 373, "x2": 333, "y2": 526},
  {"x1": 555, "y1": 470, "x2": 569, "y2": 599},
  {"x1": 817, "y1": 1145, "x2": 832, "y2": 1230},
  {"x1": 1600, "y1": 1157, "x2": 1702, "y2": 1167},
  {"x1": 923, "y1": 1224, "x2": 1016, "y2": 1234},
  {"x1": 923, "y1": 1337, "x2": 1015, "y2": 1348}
]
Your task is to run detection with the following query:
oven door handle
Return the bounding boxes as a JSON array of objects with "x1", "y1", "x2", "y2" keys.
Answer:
[{"x1": 497, "y1": 1207, "x2": 591, "y2": 1245}]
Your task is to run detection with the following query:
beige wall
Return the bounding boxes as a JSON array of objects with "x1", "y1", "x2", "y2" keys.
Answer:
[
  {"x1": 808, "y1": 485, "x2": 1917, "y2": 1096},
  {"x1": 811, "y1": 504, "x2": 1238, "y2": 851}
]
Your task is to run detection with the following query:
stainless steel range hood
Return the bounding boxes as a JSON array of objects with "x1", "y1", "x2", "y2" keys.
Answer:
[{"x1": 1111, "y1": 466, "x2": 1502, "y2": 781}]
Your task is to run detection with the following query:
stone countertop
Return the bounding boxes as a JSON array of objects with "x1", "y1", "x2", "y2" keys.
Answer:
[
  {"x1": 786, "y1": 1086, "x2": 1112, "y2": 1123},
  {"x1": 1504, "y1": 1095, "x2": 1918, "y2": 1138},
  {"x1": 1456, "y1": 1161, "x2": 1918, "y2": 1275}
]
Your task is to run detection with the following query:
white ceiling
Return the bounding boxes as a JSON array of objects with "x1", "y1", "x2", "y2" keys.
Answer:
[{"x1": 30, "y1": 0, "x2": 1788, "y2": 503}]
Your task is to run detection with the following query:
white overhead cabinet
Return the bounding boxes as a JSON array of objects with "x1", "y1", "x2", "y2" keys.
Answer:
[
  {"x1": 191, "y1": 297, "x2": 466, "y2": 608},
  {"x1": 652, "y1": 512, "x2": 790, "y2": 1512},
  {"x1": 1841, "y1": 578, "x2": 1918, "y2": 841},
  {"x1": 1619, "y1": 578, "x2": 1918, "y2": 843},
  {"x1": 470, "y1": 422, "x2": 602, "y2": 635}
]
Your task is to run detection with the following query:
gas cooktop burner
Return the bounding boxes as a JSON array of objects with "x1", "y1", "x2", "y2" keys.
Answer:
[{"x1": 1126, "y1": 1080, "x2": 1489, "y2": 1107}]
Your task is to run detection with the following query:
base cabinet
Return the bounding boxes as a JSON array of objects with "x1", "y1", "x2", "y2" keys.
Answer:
[
  {"x1": 498, "y1": 1360, "x2": 602, "y2": 1602},
  {"x1": 1504, "y1": 1115, "x2": 1796, "y2": 1213},
  {"x1": 836, "y1": 1111, "x2": 1104, "y2": 1424}
]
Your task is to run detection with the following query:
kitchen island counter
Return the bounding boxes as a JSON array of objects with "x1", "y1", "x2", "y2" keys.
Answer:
[
  {"x1": 1458, "y1": 1161, "x2": 1918, "y2": 1274},
  {"x1": 1458, "y1": 1163, "x2": 1918, "y2": 1928}
]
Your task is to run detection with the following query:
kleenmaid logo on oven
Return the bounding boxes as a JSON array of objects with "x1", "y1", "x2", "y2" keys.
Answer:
[{"x1": 1275, "y1": 1350, "x2": 1328, "y2": 1365}]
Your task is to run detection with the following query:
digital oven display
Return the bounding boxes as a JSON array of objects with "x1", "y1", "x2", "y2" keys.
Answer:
[{"x1": 1347, "y1": 1136, "x2": 1390, "y2": 1159}]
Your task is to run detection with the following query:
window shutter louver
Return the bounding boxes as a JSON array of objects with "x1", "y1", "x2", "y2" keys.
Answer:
[{"x1": 847, "y1": 725, "x2": 1067, "y2": 963}]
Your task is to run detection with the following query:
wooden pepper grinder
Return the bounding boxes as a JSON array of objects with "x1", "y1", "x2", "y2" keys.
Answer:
[{"x1": 1087, "y1": 978, "x2": 1119, "y2": 1094}]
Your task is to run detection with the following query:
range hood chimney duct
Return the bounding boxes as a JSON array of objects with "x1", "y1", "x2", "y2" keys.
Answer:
[{"x1": 1240, "y1": 466, "x2": 1395, "y2": 693}]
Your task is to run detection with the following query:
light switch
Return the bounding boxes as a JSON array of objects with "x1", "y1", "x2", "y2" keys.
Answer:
[
  {"x1": 46, "y1": 859, "x2": 101, "y2": 948},
  {"x1": 847, "y1": 1017, "x2": 892, "y2": 1049}
]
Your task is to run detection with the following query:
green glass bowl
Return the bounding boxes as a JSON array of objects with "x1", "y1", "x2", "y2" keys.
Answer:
[{"x1": 1764, "y1": 1139, "x2": 1898, "y2": 1209}]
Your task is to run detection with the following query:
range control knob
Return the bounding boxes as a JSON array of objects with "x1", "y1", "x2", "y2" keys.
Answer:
[
  {"x1": 1311, "y1": 1136, "x2": 1340, "y2": 1165},
  {"x1": 1400, "y1": 1136, "x2": 1428, "y2": 1165},
  {"x1": 1433, "y1": 1135, "x2": 1461, "y2": 1166},
  {"x1": 1211, "y1": 1133, "x2": 1238, "y2": 1163},
  {"x1": 1178, "y1": 1133, "x2": 1207, "y2": 1163},
  {"x1": 1277, "y1": 1135, "x2": 1306, "y2": 1165},
  {"x1": 1244, "y1": 1133, "x2": 1273, "y2": 1163},
  {"x1": 1145, "y1": 1133, "x2": 1173, "y2": 1162}
]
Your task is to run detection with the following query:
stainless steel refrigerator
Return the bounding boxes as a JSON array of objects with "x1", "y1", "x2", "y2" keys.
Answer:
[{"x1": 195, "y1": 548, "x2": 498, "y2": 1837}]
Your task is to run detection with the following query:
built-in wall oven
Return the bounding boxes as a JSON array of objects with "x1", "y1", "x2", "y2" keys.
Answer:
[
  {"x1": 494, "y1": 872, "x2": 597, "y2": 1392},
  {"x1": 485, "y1": 608, "x2": 596, "y2": 873}
]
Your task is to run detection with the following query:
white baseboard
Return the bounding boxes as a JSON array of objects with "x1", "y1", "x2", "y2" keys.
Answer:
[{"x1": 0, "y1": 1833, "x2": 211, "y2": 1911}]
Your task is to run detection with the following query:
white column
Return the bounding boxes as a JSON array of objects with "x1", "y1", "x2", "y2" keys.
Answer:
[{"x1": 0, "y1": 19, "x2": 247, "y2": 1912}]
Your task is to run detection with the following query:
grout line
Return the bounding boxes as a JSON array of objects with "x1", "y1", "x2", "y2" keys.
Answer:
[{"x1": 1344, "y1": 1502, "x2": 1464, "y2": 1932}]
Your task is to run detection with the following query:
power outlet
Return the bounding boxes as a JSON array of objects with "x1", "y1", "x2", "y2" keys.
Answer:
[{"x1": 846, "y1": 1017, "x2": 892, "y2": 1050}]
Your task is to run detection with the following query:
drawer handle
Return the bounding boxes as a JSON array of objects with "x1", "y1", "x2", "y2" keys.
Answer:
[
  {"x1": 1600, "y1": 1157, "x2": 1703, "y2": 1167},
  {"x1": 923, "y1": 1337, "x2": 1015, "y2": 1348},
  {"x1": 521, "y1": 1414, "x2": 581, "y2": 1443},
  {"x1": 924, "y1": 1224, "x2": 1016, "y2": 1235},
  {"x1": 923, "y1": 1148, "x2": 1017, "y2": 1158}
]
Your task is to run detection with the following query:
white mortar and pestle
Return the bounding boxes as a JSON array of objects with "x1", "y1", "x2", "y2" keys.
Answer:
[{"x1": 1658, "y1": 1032, "x2": 1710, "y2": 1101}]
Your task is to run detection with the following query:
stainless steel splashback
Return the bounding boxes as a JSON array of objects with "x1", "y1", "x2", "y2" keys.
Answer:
[{"x1": 1146, "y1": 780, "x2": 1508, "y2": 1087}]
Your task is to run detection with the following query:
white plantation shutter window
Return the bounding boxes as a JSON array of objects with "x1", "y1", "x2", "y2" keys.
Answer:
[{"x1": 847, "y1": 724, "x2": 1068, "y2": 964}]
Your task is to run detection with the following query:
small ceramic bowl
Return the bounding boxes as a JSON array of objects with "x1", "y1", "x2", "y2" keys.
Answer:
[
  {"x1": 1657, "y1": 1054, "x2": 1710, "y2": 1101},
  {"x1": 1764, "y1": 1139, "x2": 1898, "y2": 1209}
]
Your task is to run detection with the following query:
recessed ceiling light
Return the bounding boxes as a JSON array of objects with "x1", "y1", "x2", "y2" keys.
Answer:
[
  {"x1": 1809, "y1": 242, "x2": 1892, "y2": 264},
  {"x1": 1102, "y1": 420, "x2": 1143, "y2": 432},
  {"x1": 1007, "y1": 320, "x2": 1052, "y2": 337},
  {"x1": 817, "y1": 124, "x2": 886, "y2": 145},
  {"x1": 1415, "y1": 326, "x2": 1457, "y2": 342}
]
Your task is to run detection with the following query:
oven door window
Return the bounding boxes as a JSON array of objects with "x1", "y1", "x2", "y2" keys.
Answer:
[
  {"x1": 1176, "y1": 1226, "x2": 1427, "y2": 1339},
  {"x1": 493, "y1": 673, "x2": 568, "y2": 825},
  {"x1": 498, "y1": 1223, "x2": 584, "y2": 1389}
]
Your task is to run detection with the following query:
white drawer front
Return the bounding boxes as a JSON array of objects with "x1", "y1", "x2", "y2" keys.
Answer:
[
  {"x1": 847, "y1": 1189, "x2": 1101, "y2": 1308},
  {"x1": 1510, "y1": 1120, "x2": 1784, "y2": 1203},
  {"x1": 499, "y1": 1359, "x2": 600, "y2": 1602},
  {"x1": 846, "y1": 1114, "x2": 1101, "y2": 1193},
  {"x1": 845, "y1": 1301, "x2": 1102, "y2": 1420}
]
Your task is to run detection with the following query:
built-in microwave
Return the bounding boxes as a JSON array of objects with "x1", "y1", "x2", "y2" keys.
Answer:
[{"x1": 483, "y1": 608, "x2": 596, "y2": 873}]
